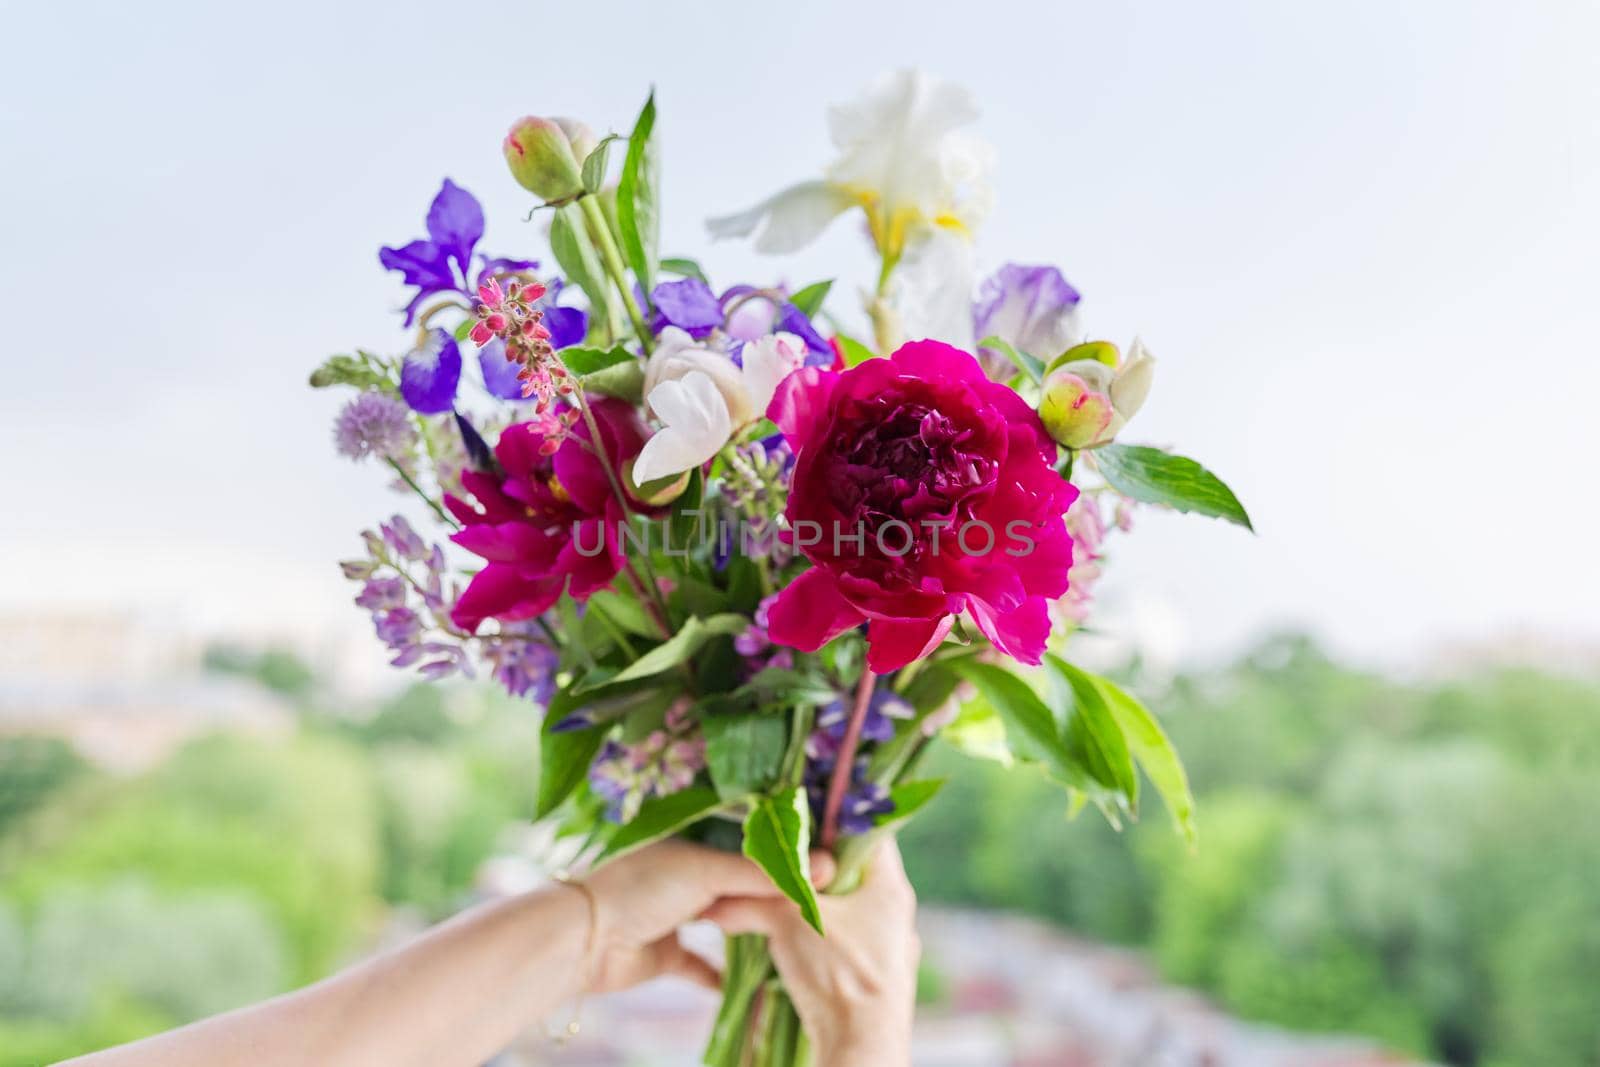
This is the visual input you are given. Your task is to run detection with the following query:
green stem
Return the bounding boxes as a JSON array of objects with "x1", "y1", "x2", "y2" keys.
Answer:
[
  {"x1": 578, "y1": 194, "x2": 653, "y2": 354},
  {"x1": 703, "y1": 934, "x2": 773, "y2": 1067},
  {"x1": 385, "y1": 458, "x2": 459, "y2": 531}
]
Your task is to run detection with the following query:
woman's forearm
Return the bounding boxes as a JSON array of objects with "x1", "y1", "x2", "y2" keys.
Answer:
[{"x1": 62, "y1": 884, "x2": 593, "y2": 1067}]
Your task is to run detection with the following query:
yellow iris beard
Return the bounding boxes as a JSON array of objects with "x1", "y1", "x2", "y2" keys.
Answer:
[{"x1": 838, "y1": 184, "x2": 972, "y2": 261}]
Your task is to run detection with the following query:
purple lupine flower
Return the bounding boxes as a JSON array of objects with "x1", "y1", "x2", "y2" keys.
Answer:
[
  {"x1": 355, "y1": 576, "x2": 407, "y2": 611},
  {"x1": 380, "y1": 516, "x2": 427, "y2": 562},
  {"x1": 379, "y1": 179, "x2": 535, "y2": 325},
  {"x1": 649, "y1": 277, "x2": 724, "y2": 338},
  {"x1": 373, "y1": 607, "x2": 423, "y2": 651},
  {"x1": 811, "y1": 688, "x2": 914, "y2": 750},
  {"x1": 973, "y1": 263, "x2": 1083, "y2": 378},
  {"x1": 803, "y1": 749, "x2": 895, "y2": 836},
  {"x1": 399, "y1": 329, "x2": 463, "y2": 414},
  {"x1": 334, "y1": 392, "x2": 416, "y2": 461},
  {"x1": 346, "y1": 517, "x2": 474, "y2": 681},
  {"x1": 589, "y1": 704, "x2": 707, "y2": 822},
  {"x1": 482, "y1": 629, "x2": 559, "y2": 704}
]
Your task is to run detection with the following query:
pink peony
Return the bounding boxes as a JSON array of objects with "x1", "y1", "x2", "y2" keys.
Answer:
[
  {"x1": 446, "y1": 398, "x2": 647, "y2": 632},
  {"x1": 766, "y1": 340, "x2": 1079, "y2": 673}
]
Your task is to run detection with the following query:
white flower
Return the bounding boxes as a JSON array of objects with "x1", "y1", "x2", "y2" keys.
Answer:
[
  {"x1": 632, "y1": 330, "x2": 807, "y2": 486},
  {"x1": 708, "y1": 70, "x2": 994, "y2": 261}
]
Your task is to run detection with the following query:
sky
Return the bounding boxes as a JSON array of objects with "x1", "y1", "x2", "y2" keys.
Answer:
[{"x1": 1, "y1": 0, "x2": 1596, "y2": 675}]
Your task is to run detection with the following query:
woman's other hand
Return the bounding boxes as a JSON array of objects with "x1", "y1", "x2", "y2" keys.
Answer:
[{"x1": 702, "y1": 839, "x2": 919, "y2": 1067}]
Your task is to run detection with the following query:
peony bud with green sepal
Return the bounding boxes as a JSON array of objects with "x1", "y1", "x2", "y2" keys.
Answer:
[
  {"x1": 1038, "y1": 339, "x2": 1156, "y2": 449},
  {"x1": 503, "y1": 116, "x2": 593, "y2": 203}
]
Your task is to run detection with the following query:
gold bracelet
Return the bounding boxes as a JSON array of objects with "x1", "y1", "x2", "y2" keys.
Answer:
[{"x1": 541, "y1": 872, "x2": 597, "y2": 1046}]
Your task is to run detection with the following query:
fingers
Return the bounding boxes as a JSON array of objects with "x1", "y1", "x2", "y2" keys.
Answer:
[
  {"x1": 808, "y1": 848, "x2": 838, "y2": 888},
  {"x1": 700, "y1": 896, "x2": 789, "y2": 937},
  {"x1": 861, "y1": 838, "x2": 913, "y2": 899},
  {"x1": 653, "y1": 841, "x2": 792, "y2": 900},
  {"x1": 649, "y1": 841, "x2": 836, "y2": 899},
  {"x1": 655, "y1": 934, "x2": 722, "y2": 992}
]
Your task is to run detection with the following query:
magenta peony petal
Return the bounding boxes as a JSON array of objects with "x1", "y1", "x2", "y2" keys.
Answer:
[
  {"x1": 449, "y1": 563, "x2": 563, "y2": 633},
  {"x1": 865, "y1": 615, "x2": 954, "y2": 674},
  {"x1": 769, "y1": 366, "x2": 839, "y2": 448},
  {"x1": 555, "y1": 517, "x2": 626, "y2": 600},
  {"x1": 888, "y1": 338, "x2": 988, "y2": 382},
  {"x1": 966, "y1": 595, "x2": 1052, "y2": 665},
  {"x1": 767, "y1": 568, "x2": 866, "y2": 652},
  {"x1": 450, "y1": 521, "x2": 559, "y2": 567}
]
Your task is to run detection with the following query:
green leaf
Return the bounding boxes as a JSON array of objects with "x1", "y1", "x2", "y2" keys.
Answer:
[
  {"x1": 941, "y1": 694, "x2": 1013, "y2": 766},
  {"x1": 704, "y1": 714, "x2": 788, "y2": 799},
  {"x1": 1096, "y1": 675, "x2": 1198, "y2": 846},
  {"x1": 560, "y1": 345, "x2": 633, "y2": 376},
  {"x1": 599, "y1": 785, "x2": 723, "y2": 861},
  {"x1": 951, "y1": 661, "x2": 1063, "y2": 768},
  {"x1": 580, "y1": 134, "x2": 620, "y2": 194},
  {"x1": 659, "y1": 256, "x2": 709, "y2": 286},
  {"x1": 835, "y1": 333, "x2": 877, "y2": 367},
  {"x1": 788, "y1": 280, "x2": 833, "y2": 318},
  {"x1": 1095, "y1": 444, "x2": 1253, "y2": 531},
  {"x1": 742, "y1": 788, "x2": 823, "y2": 933},
  {"x1": 537, "y1": 719, "x2": 609, "y2": 819},
  {"x1": 557, "y1": 597, "x2": 591, "y2": 671},
  {"x1": 876, "y1": 779, "x2": 946, "y2": 828},
  {"x1": 452, "y1": 318, "x2": 475, "y2": 342},
  {"x1": 550, "y1": 204, "x2": 610, "y2": 324},
  {"x1": 599, "y1": 614, "x2": 747, "y2": 687},
  {"x1": 977, "y1": 335, "x2": 1044, "y2": 383},
  {"x1": 1045, "y1": 655, "x2": 1139, "y2": 810},
  {"x1": 617, "y1": 92, "x2": 660, "y2": 299},
  {"x1": 668, "y1": 468, "x2": 705, "y2": 555},
  {"x1": 588, "y1": 589, "x2": 660, "y2": 639},
  {"x1": 559, "y1": 345, "x2": 644, "y2": 403}
]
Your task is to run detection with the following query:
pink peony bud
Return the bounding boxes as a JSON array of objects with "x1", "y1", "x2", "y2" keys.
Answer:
[
  {"x1": 502, "y1": 116, "x2": 590, "y2": 202},
  {"x1": 1038, "y1": 368, "x2": 1115, "y2": 449}
]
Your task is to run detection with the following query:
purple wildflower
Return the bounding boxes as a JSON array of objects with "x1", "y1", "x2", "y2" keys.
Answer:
[
  {"x1": 333, "y1": 392, "x2": 416, "y2": 462},
  {"x1": 589, "y1": 702, "x2": 707, "y2": 822},
  {"x1": 378, "y1": 179, "x2": 536, "y2": 325},
  {"x1": 973, "y1": 263, "x2": 1083, "y2": 378},
  {"x1": 399, "y1": 329, "x2": 464, "y2": 414},
  {"x1": 649, "y1": 277, "x2": 724, "y2": 338},
  {"x1": 482, "y1": 627, "x2": 559, "y2": 704},
  {"x1": 343, "y1": 517, "x2": 472, "y2": 679}
]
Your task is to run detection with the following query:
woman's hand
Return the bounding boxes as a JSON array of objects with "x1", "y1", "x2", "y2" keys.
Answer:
[
  {"x1": 579, "y1": 839, "x2": 837, "y2": 995},
  {"x1": 702, "y1": 840, "x2": 920, "y2": 1067}
]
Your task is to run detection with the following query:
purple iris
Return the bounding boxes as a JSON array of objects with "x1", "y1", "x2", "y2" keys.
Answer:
[
  {"x1": 399, "y1": 329, "x2": 463, "y2": 414},
  {"x1": 379, "y1": 178, "x2": 537, "y2": 325},
  {"x1": 649, "y1": 278, "x2": 724, "y2": 338},
  {"x1": 972, "y1": 263, "x2": 1083, "y2": 376}
]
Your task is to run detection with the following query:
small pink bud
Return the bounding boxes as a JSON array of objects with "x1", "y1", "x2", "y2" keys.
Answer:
[
  {"x1": 469, "y1": 322, "x2": 494, "y2": 346},
  {"x1": 485, "y1": 312, "x2": 509, "y2": 333},
  {"x1": 478, "y1": 279, "x2": 504, "y2": 308}
]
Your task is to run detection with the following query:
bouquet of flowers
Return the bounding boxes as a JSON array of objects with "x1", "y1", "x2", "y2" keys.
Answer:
[{"x1": 312, "y1": 69, "x2": 1251, "y2": 1066}]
